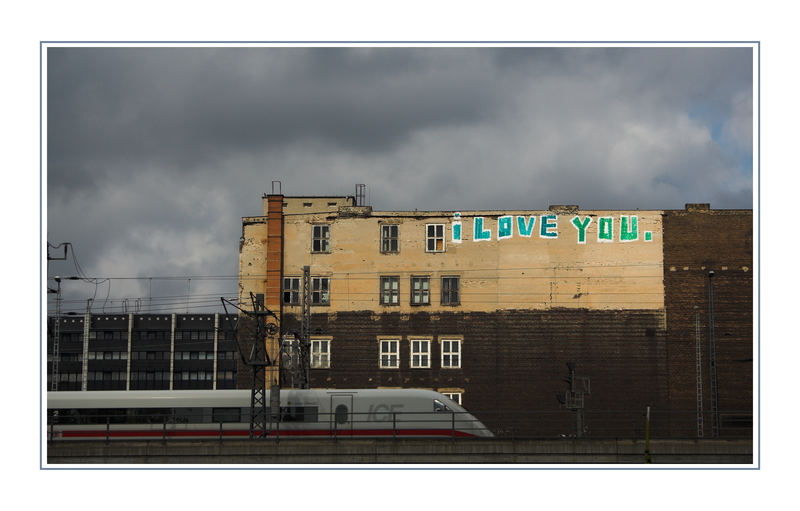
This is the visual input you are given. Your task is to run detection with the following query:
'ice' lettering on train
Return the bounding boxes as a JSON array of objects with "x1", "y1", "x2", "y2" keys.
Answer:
[{"x1": 367, "y1": 403, "x2": 404, "y2": 421}]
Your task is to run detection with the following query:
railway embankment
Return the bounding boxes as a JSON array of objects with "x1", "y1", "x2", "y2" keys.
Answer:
[{"x1": 46, "y1": 438, "x2": 753, "y2": 464}]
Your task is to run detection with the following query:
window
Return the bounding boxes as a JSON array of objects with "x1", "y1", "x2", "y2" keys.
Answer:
[
  {"x1": 312, "y1": 225, "x2": 330, "y2": 253},
  {"x1": 217, "y1": 370, "x2": 235, "y2": 380},
  {"x1": 380, "y1": 276, "x2": 400, "y2": 305},
  {"x1": 380, "y1": 339, "x2": 399, "y2": 368},
  {"x1": 212, "y1": 407, "x2": 241, "y2": 423},
  {"x1": 281, "y1": 337, "x2": 298, "y2": 357},
  {"x1": 441, "y1": 392, "x2": 462, "y2": 405},
  {"x1": 426, "y1": 224, "x2": 445, "y2": 252},
  {"x1": 410, "y1": 339, "x2": 430, "y2": 368},
  {"x1": 88, "y1": 350, "x2": 128, "y2": 361},
  {"x1": 411, "y1": 276, "x2": 430, "y2": 305},
  {"x1": 283, "y1": 277, "x2": 300, "y2": 305},
  {"x1": 441, "y1": 276, "x2": 460, "y2": 305},
  {"x1": 441, "y1": 339, "x2": 461, "y2": 368},
  {"x1": 217, "y1": 351, "x2": 236, "y2": 360},
  {"x1": 311, "y1": 277, "x2": 330, "y2": 305},
  {"x1": 311, "y1": 339, "x2": 330, "y2": 369},
  {"x1": 381, "y1": 224, "x2": 399, "y2": 253}
]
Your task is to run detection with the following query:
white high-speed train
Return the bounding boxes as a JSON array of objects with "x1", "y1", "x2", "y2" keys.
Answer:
[{"x1": 47, "y1": 388, "x2": 494, "y2": 440}]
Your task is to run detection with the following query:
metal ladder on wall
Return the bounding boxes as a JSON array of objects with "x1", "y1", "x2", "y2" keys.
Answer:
[{"x1": 695, "y1": 311, "x2": 704, "y2": 437}]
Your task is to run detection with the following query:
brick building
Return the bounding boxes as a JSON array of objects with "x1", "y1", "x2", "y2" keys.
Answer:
[{"x1": 238, "y1": 195, "x2": 753, "y2": 438}]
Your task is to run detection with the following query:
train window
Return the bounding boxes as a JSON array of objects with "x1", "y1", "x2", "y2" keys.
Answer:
[
  {"x1": 174, "y1": 407, "x2": 207, "y2": 423},
  {"x1": 212, "y1": 407, "x2": 241, "y2": 423},
  {"x1": 281, "y1": 406, "x2": 319, "y2": 423},
  {"x1": 49, "y1": 409, "x2": 79, "y2": 425},
  {"x1": 130, "y1": 408, "x2": 173, "y2": 424},
  {"x1": 335, "y1": 404, "x2": 348, "y2": 424},
  {"x1": 67, "y1": 408, "x2": 129, "y2": 424},
  {"x1": 433, "y1": 399, "x2": 451, "y2": 412}
]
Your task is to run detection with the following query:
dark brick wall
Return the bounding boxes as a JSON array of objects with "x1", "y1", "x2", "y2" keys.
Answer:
[
  {"x1": 277, "y1": 309, "x2": 668, "y2": 437},
  {"x1": 230, "y1": 208, "x2": 753, "y2": 439},
  {"x1": 662, "y1": 209, "x2": 753, "y2": 437}
]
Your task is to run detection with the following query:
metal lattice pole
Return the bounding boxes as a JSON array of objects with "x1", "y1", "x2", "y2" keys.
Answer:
[
  {"x1": 220, "y1": 295, "x2": 278, "y2": 439},
  {"x1": 248, "y1": 293, "x2": 279, "y2": 439},
  {"x1": 300, "y1": 266, "x2": 311, "y2": 389},
  {"x1": 50, "y1": 278, "x2": 62, "y2": 392}
]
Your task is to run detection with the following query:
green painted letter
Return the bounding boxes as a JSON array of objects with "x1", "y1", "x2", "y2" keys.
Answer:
[
  {"x1": 571, "y1": 216, "x2": 592, "y2": 244},
  {"x1": 540, "y1": 214, "x2": 558, "y2": 238},
  {"x1": 517, "y1": 216, "x2": 535, "y2": 237},
  {"x1": 620, "y1": 215, "x2": 638, "y2": 241},
  {"x1": 474, "y1": 217, "x2": 491, "y2": 241},
  {"x1": 498, "y1": 216, "x2": 513, "y2": 239},
  {"x1": 598, "y1": 217, "x2": 613, "y2": 242}
]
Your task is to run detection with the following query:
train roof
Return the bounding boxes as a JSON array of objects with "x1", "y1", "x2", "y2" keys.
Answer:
[{"x1": 47, "y1": 388, "x2": 465, "y2": 410}]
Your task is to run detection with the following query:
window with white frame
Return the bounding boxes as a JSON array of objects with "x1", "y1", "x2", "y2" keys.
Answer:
[
  {"x1": 441, "y1": 339, "x2": 461, "y2": 368},
  {"x1": 311, "y1": 277, "x2": 330, "y2": 305},
  {"x1": 426, "y1": 224, "x2": 445, "y2": 252},
  {"x1": 283, "y1": 277, "x2": 300, "y2": 305},
  {"x1": 379, "y1": 339, "x2": 399, "y2": 368},
  {"x1": 441, "y1": 391, "x2": 462, "y2": 405},
  {"x1": 311, "y1": 339, "x2": 330, "y2": 369},
  {"x1": 380, "y1": 276, "x2": 400, "y2": 305},
  {"x1": 410, "y1": 339, "x2": 430, "y2": 368},
  {"x1": 410, "y1": 276, "x2": 430, "y2": 305},
  {"x1": 312, "y1": 224, "x2": 330, "y2": 253},
  {"x1": 381, "y1": 224, "x2": 399, "y2": 253}
]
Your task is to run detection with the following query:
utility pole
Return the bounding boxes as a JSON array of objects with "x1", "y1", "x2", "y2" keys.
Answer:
[
  {"x1": 46, "y1": 242, "x2": 68, "y2": 272},
  {"x1": 279, "y1": 266, "x2": 311, "y2": 389},
  {"x1": 300, "y1": 265, "x2": 311, "y2": 389},
  {"x1": 221, "y1": 294, "x2": 280, "y2": 439},
  {"x1": 47, "y1": 243, "x2": 70, "y2": 392},
  {"x1": 50, "y1": 277, "x2": 62, "y2": 391}
]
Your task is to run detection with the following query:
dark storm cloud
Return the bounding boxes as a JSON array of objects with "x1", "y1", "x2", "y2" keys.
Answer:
[
  {"x1": 48, "y1": 47, "x2": 503, "y2": 193},
  {"x1": 46, "y1": 45, "x2": 754, "y2": 313}
]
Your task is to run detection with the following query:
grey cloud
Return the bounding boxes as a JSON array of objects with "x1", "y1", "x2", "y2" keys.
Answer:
[
  {"x1": 48, "y1": 48, "x2": 505, "y2": 195},
  {"x1": 46, "y1": 45, "x2": 753, "y2": 313}
]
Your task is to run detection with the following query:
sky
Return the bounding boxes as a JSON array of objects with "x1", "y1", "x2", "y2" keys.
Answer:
[{"x1": 44, "y1": 44, "x2": 754, "y2": 315}]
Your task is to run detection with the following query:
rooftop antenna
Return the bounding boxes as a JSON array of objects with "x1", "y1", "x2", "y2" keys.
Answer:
[{"x1": 355, "y1": 184, "x2": 366, "y2": 206}]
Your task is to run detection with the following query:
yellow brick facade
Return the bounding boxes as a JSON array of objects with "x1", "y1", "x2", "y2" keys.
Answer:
[{"x1": 246, "y1": 198, "x2": 665, "y2": 313}]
